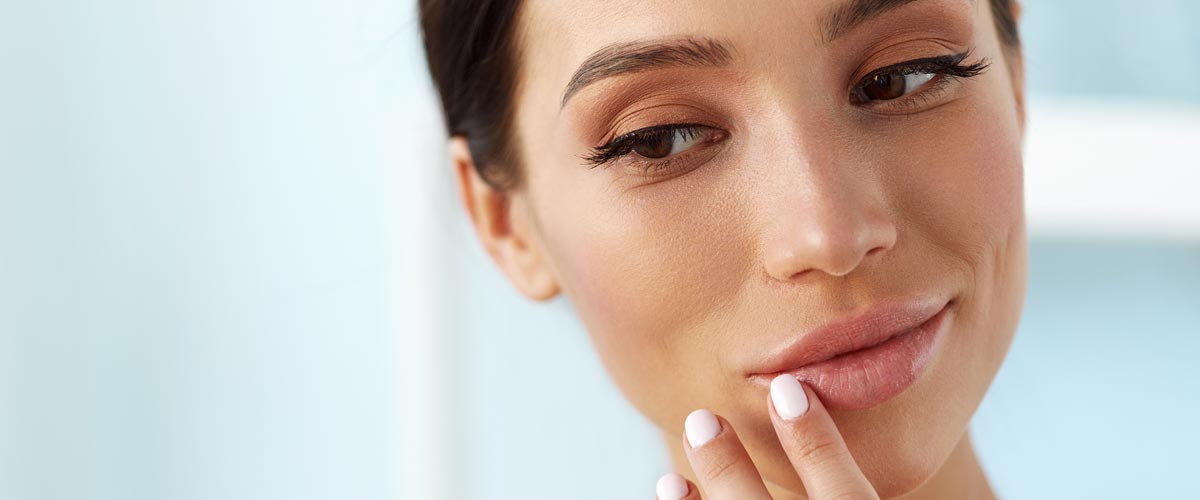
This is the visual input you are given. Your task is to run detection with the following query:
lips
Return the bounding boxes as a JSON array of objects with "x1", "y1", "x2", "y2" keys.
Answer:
[{"x1": 747, "y1": 298, "x2": 953, "y2": 410}]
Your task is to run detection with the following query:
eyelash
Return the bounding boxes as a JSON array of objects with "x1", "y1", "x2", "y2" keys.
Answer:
[
  {"x1": 582, "y1": 50, "x2": 991, "y2": 172},
  {"x1": 850, "y1": 50, "x2": 991, "y2": 110},
  {"x1": 581, "y1": 123, "x2": 719, "y2": 171}
]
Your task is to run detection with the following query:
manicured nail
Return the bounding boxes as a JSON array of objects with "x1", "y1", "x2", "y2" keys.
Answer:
[
  {"x1": 656, "y1": 472, "x2": 689, "y2": 500},
  {"x1": 684, "y1": 409, "x2": 721, "y2": 448},
  {"x1": 770, "y1": 374, "x2": 810, "y2": 420}
]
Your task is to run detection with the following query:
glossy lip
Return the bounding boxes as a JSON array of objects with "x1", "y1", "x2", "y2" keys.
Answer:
[{"x1": 746, "y1": 297, "x2": 953, "y2": 410}]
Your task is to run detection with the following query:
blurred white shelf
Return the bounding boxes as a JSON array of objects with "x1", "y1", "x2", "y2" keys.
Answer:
[{"x1": 1025, "y1": 96, "x2": 1200, "y2": 241}]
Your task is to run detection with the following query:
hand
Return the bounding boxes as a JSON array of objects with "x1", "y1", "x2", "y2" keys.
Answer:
[{"x1": 655, "y1": 375, "x2": 880, "y2": 500}]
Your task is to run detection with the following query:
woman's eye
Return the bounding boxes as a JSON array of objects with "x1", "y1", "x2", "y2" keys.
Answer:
[
  {"x1": 858, "y1": 71, "x2": 936, "y2": 101},
  {"x1": 582, "y1": 123, "x2": 726, "y2": 171},
  {"x1": 631, "y1": 127, "x2": 705, "y2": 159}
]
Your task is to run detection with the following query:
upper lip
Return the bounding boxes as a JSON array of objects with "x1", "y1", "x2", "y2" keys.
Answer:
[{"x1": 746, "y1": 297, "x2": 951, "y2": 377}]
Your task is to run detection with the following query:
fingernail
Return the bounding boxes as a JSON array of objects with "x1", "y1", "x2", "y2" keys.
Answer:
[
  {"x1": 655, "y1": 472, "x2": 689, "y2": 500},
  {"x1": 770, "y1": 374, "x2": 810, "y2": 420},
  {"x1": 684, "y1": 409, "x2": 721, "y2": 448}
]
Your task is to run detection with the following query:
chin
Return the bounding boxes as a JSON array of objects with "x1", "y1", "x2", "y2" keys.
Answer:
[
  {"x1": 859, "y1": 440, "x2": 949, "y2": 499},
  {"x1": 850, "y1": 406, "x2": 967, "y2": 499}
]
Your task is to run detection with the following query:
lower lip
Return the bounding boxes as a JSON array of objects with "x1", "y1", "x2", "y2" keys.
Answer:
[{"x1": 756, "y1": 302, "x2": 952, "y2": 411}]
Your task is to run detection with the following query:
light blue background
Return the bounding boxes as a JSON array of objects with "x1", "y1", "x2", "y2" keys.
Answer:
[{"x1": 2, "y1": 1, "x2": 1197, "y2": 499}]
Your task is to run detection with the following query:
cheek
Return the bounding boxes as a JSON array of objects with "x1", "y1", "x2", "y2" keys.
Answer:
[
  {"x1": 892, "y1": 78, "x2": 1025, "y2": 309},
  {"x1": 531, "y1": 166, "x2": 753, "y2": 407},
  {"x1": 897, "y1": 88, "x2": 1026, "y2": 372},
  {"x1": 821, "y1": 86, "x2": 1027, "y2": 497}
]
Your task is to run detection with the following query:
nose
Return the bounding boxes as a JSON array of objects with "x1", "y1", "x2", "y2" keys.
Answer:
[{"x1": 761, "y1": 164, "x2": 898, "y2": 281}]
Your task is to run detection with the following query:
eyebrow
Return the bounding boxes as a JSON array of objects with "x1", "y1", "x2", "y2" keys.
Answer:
[
  {"x1": 558, "y1": 37, "x2": 734, "y2": 109},
  {"x1": 558, "y1": 0, "x2": 933, "y2": 109}
]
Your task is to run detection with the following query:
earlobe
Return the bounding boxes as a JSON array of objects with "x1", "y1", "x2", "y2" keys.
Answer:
[
  {"x1": 448, "y1": 137, "x2": 561, "y2": 302},
  {"x1": 500, "y1": 195, "x2": 562, "y2": 301}
]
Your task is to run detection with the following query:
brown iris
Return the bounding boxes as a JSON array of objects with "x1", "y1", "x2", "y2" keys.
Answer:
[
  {"x1": 862, "y1": 72, "x2": 906, "y2": 101},
  {"x1": 632, "y1": 134, "x2": 674, "y2": 158}
]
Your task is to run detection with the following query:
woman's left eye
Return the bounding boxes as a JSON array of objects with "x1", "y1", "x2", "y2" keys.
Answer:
[
  {"x1": 856, "y1": 71, "x2": 936, "y2": 101},
  {"x1": 850, "y1": 52, "x2": 991, "y2": 107}
]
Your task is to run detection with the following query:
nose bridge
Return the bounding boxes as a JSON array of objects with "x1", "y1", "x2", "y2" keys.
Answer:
[{"x1": 757, "y1": 114, "x2": 898, "y2": 282}]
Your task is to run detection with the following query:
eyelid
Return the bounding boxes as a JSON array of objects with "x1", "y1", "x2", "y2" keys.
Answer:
[
  {"x1": 857, "y1": 55, "x2": 950, "y2": 82},
  {"x1": 854, "y1": 51, "x2": 971, "y2": 87}
]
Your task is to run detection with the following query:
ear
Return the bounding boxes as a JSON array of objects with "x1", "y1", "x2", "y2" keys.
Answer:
[{"x1": 449, "y1": 136, "x2": 561, "y2": 302}]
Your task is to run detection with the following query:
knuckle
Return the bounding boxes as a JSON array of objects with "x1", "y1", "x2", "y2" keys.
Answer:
[
  {"x1": 697, "y1": 451, "x2": 742, "y2": 483},
  {"x1": 825, "y1": 490, "x2": 873, "y2": 500},
  {"x1": 791, "y1": 429, "x2": 846, "y2": 465}
]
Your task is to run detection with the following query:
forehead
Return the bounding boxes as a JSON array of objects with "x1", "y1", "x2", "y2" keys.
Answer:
[
  {"x1": 520, "y1": 0, "x2": 827, "y2": 44},
  {"x1": 516, "y1": 0, "x2": 816, "y2": 79},
  {"x1": 514, "y1": 0, "x2": 980, "y2": 112},
  {"x1": 518, "y1": 0, "x2": 979, "y2": 50}
]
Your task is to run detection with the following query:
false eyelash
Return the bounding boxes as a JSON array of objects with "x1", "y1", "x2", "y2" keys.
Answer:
[
  {"x1": 581, "y1": 123, "x2": 708, "y2": 168},
  {"x1": 851, "y1": 50, "x2": 991, "y2": 103},
  {"x1": 581, "y1": 52, "x2": 990, "y2": 168}
]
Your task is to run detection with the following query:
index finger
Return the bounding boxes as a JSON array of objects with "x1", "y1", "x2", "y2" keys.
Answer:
[{"x1": 768, "y1": 374, "x2": 880, "y2": 500}]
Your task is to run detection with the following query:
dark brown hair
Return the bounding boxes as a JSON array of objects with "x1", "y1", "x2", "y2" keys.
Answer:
[{"x1": 419, "y1": 0, "x2": 1020, "y2": 191}]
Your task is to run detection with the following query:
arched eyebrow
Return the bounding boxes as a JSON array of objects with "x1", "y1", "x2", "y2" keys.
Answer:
[
  {"x1": 558, "y1": 37, "x2": 734, "y2": 110},
  {"x1": 558, "y1": 0, "x2": 938, "y2": 110}
]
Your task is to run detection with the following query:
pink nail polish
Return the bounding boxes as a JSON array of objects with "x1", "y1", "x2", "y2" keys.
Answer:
[
  {"x1": 684, "y1": 409, "x2": 721, "y2": 448},
  {"x1": 656, "y1": 472, "x2": 689, "y2": 500}
]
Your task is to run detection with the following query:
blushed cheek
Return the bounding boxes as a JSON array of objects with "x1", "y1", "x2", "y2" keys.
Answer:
[
  {"x1": 904, "y1": 86, "x2": 1026, "y2": 389},
  {"x1": 558, "y1": 236, "x2": 632, "y2": 329},
  {"x1": 534, "y1": 176, "x2": 751, "y2": 395},
  {"x1": 538, "y1": 214, "x2": 685, "y2": 406},
  {"x1": 534, "y1": 206, "x2": 663, "y2": 374},
  {"x1": 902, "y1": 86, "x2": 1023, "y2": 261},
  {"x1": 551, "y1": 211, "x2": 714, "y2": 340}
]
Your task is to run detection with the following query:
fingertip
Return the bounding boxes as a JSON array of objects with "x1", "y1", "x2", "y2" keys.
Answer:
[
  {"x1": 769, "y1": 374, "x2": 810, "y2": 420},
  {"x1": 768, "y1": 379, "x2": 877, "y2": 499},
  {"x1": 677, "y1": 412, "x2": 774, "y2": 498},
  {"x1": 655, "y1": 472, "x2": 691, "y2": 500},
  {"x1": 684, "y1": 408, "x2": 722, "y2": 448}
]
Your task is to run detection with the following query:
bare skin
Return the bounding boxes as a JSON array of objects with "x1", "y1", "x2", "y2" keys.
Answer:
[{"x1": 448, "y1": 0, "x2": 1027, "y2": 498}]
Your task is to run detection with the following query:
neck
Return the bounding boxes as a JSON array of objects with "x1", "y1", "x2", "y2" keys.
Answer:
[{"x1": 665, "y1": 430, "x2": 997, "y2": 500}]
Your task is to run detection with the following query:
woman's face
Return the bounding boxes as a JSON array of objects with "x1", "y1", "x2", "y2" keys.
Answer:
[{"x1": 495, "y1": 0, "x2": 1026, "y2": 496}]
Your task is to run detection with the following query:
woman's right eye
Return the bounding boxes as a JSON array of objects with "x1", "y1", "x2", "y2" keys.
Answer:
[
  {"x1": 630, "y1": 126, "x2": 707, "y2": 159},
  {"x1": 582, "y1": 123, "x2": 724, "y2": 171}
]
